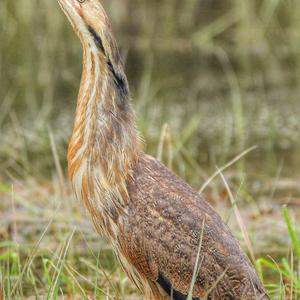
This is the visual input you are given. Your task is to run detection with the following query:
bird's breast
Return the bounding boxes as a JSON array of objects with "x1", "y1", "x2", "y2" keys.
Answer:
[{"x1": 69, "y1": 153, "x2": 130, "y2": 240}]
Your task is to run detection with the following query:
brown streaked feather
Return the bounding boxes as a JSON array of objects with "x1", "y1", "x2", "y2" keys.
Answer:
[
  {"x1": 118, "y1": 154, "x2": 269, "y2": 300},
  {"x1": 57, "y1": 1, "x2": 269, "y2": 299}
]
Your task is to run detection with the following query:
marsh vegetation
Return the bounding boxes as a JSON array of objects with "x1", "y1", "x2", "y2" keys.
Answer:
[{"x1": 0, "y1": 0, "x2": 300, "y2": 298}]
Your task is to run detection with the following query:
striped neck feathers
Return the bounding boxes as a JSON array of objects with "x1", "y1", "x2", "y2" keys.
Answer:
[{"x1": 68, "y1": 32, "x2": 140, "y2": 197}]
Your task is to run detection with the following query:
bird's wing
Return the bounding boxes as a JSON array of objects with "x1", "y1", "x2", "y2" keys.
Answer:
[{"x1": 119, "y1": 154, "x2": 268, "y2": 299}]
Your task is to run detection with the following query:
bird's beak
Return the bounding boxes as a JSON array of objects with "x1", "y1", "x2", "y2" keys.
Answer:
[{"x1": 57, "y1": 0, "x2": 83, "y2": 30}]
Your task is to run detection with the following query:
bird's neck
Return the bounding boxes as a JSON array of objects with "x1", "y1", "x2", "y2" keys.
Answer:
[{"x1": 68, "y1": 47, "x2": 140, "y2": 216}]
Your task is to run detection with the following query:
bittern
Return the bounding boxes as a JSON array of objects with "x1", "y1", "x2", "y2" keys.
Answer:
[{"x1": 58, "y1": 0, "x2": 269, "y2": 299}]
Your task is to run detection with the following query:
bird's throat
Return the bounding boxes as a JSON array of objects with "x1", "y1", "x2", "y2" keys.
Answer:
[{"x1": 67, "y1": 47, "x2": 140, "y2": 233}]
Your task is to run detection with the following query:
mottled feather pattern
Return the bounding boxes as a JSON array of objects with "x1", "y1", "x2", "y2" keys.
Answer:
[
  {"x1": 120, "y1": 154, "x2": 269, "y2": 299},
  {"x1": 57, "y1": 0, "x2": 270, "y2": 299}
]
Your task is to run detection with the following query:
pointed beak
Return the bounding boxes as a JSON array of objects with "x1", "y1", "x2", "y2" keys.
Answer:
[{"x1": 57, "y1": 0, "x2": 83, "y2": 31}]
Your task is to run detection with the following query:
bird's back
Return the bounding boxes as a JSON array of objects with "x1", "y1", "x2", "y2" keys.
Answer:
[
  {"x1": 118, "y1": 153, "x2": 269, "y2": 299},
  {"x1": 57, "y1": 0, "x2": 269, "y2": 298}
]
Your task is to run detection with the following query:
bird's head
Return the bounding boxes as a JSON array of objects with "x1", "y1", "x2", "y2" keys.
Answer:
[
  {"x1": 58, "y1": 0, "x2": 128, "y2": 97},
  {"x1": 58, "y1": 0, "x2": 118, "y2": 59}
]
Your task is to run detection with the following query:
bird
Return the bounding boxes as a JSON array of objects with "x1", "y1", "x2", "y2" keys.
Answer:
[{"x1": 57, "y1": 0, "x2": 270, "y2": 299}]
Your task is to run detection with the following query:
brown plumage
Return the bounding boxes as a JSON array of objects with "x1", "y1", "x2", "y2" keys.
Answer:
[{"x1": 57, "y1": 0, "x2": 270, "y2": 299}]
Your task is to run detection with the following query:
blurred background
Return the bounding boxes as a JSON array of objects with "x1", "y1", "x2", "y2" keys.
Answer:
[{"x1": 1, "y1": 0, "x2": 300, "y2": 299}]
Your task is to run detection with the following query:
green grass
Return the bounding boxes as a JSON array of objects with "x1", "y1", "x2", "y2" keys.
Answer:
[
  {"x1": 257, "y1": 206, "x2": 300, "y2": 299},
  {"x1": 1, "y1": 0, "x2": 300, "y2": 298},
  {"x1": 0, "y1": 182, "x2": 138, "y2": 299},
  {"x1": 1, "y1": 0, "x2": 300, "y2": 178},
  {"x1": 0, "y1": 176, "x2": 299, "y2": 299}
]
